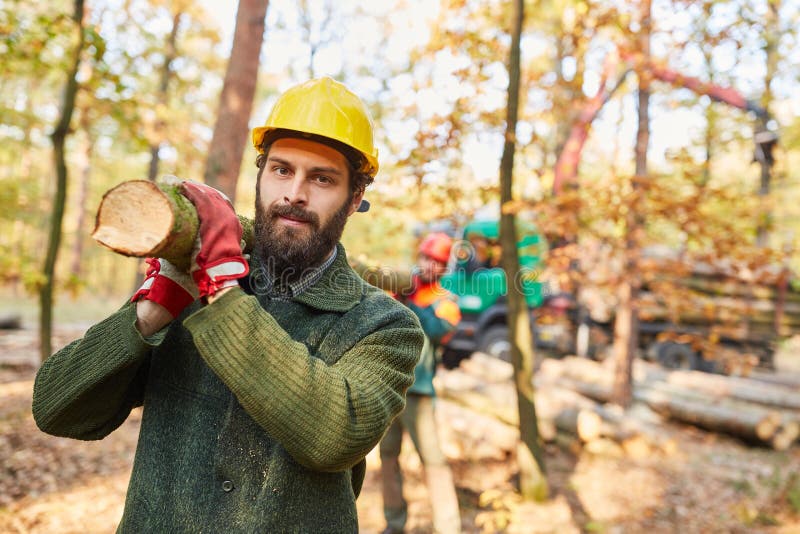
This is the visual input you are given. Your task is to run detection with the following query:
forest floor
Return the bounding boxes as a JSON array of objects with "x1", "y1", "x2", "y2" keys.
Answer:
[{"x1": 2, "y1": 322, "x2": 800, "y2": 533}]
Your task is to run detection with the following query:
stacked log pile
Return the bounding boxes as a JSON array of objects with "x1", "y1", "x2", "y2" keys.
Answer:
[
  {"x1": 637, "y1": 254, "x2": 800, "y2": 350},
  {"x1": 435, "y1": 353, "x2": 800, "y2": 454}
]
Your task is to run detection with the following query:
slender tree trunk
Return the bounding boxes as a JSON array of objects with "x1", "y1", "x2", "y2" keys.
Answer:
[
  {"x1": 71, "y1": 122, "x2": 93, "y2": 278},
  {"x1": 755, "y1": 0, "x2": 778, "y2": 247},
  {"x1": 499, "y1": 0, "x2": 548, "y2": 501},
  {"x1": 131, "y1": 9, "x2": 185, "y2": 293},
  {"x1": 203, "y1": 0, "x2": 269, "y2": 203},
  {"x1": 612, "y1": 0, "x2": 651, "y2": 406},
  {"x1": 700, "y1": 11, "x2": 715, "y2": 188},
  {"x1": 552, "y1": 55, "x2": 626, "y2": 195},
  {"x1": 147, "y1": 9, "x2": 183, "y2": 182},
  {"x1": 41, "y1": 0, "x2": 85, "y2": 361}
]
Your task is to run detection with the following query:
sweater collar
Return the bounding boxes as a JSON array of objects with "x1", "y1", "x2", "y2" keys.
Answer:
[{"x1": 292, "y1": 243, "x2": 364, "y2": 312}]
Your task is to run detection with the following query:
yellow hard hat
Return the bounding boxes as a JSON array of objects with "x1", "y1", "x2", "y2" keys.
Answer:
[{"x1": 252, "y1": 77, "x2": 379, "y2": 177}]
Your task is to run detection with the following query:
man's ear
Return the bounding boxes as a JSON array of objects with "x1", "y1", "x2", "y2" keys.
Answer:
[{"x1": 348, "y1": 190, "x2": 365, "y2": 216}]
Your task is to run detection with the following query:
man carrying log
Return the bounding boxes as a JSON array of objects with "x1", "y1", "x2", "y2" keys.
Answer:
[
  {"x1": 380, "y1": 232, "x2": 463, "y2": 534},
  {"x1": 32, "y1": 77, "x2": 424, "y2": 533}
]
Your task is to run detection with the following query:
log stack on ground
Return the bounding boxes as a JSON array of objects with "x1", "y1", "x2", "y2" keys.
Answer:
[
  {"x1": 436, "y1": 353, "x2": 675, "y2": 455},
  {"x1": 436, "y1": 352, "x2": 798, "y2": 453},
  {"x1": 541, "y1": 356, "x2": 800, "y2": 450},
  {"x1": 638, "y1": 254, "x2": 800, "y2": 339}
]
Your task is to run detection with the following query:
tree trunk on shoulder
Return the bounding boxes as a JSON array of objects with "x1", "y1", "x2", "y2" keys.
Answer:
[
  {"x1": 203, "y1": 0, "x2": 269, "y2": 203},
  {"x1": 92, "y1": 180, "x2": 254, "y2": 271}
]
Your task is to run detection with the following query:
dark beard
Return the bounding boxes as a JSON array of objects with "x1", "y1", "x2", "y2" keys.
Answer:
[{"x1": 254, "y1": 195, "x2": 352, "y2": 284}]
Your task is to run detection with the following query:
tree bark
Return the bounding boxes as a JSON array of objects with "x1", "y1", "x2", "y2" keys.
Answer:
[
  {"x1": 612, "y1": 0, "x2": 651, "y2": 406},
  {"x1": 499, "y1": 0, "x2": 548, "y2": 501},
  {"x1": 40, "y1": 0, "x2": 85, "y2": 362},
  {"x1": 755, "y1": 0, "x2": 778, "y2": 247},
  {"x1": 203, "y1": 0, "x2": 269, "y2": 203},
  {"x1": 748, "y1": 370, "x2": 800, "y2": 390},
  {"x1": 147, "y1": 9, "x2": 183, "y2": 182},
  {"x1": 555, "y1": 375, "x2": 782, "y2": 446},
  {"x1": 440, "y1": 358, "x2": 673, "y2": 450},
  {"x1": 70, "y1": 121, "x2": 93, "y2": 279},
  {"x1": 92, "y1": 180, "x2": 253, "y2": 271},
  {"x1": 661, "y1": 369, "x2": 800, "y2": 411}
]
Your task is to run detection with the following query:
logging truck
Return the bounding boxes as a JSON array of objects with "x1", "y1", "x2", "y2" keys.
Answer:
[
  {"x1": 435, "y1": 218, "x2": 796, "y2": 375},
  {"x1": 571, "y1": 246, "x2": 797, "y2": 374}
]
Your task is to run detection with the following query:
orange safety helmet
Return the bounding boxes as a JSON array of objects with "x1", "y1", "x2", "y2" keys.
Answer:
[{"x1": 418, "y1": 232, "x2": 453, "y2": 264}]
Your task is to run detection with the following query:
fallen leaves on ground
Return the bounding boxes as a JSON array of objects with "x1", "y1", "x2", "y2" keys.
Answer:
[{"x1": 2, "y1": 326, "x2": 800, "y2": 533}]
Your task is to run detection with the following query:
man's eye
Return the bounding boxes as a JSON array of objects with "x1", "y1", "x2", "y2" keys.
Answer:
[
  {"x1": 315, "y1": 175, "x2": 333, "y2": 185},
  {"x1": 273, "y1": 167, "x2": 290, "y2": 176}
]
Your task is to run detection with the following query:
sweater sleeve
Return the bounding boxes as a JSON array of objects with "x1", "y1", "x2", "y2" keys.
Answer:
[
  {"x1": 32, "y1": 302, "x2": 159, "y2": 440},
  {"x1": 183, "y1": 287, "x2": 423, "y2": 472}
]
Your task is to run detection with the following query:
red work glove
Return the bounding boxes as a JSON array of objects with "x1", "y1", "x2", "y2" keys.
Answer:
[
  {"x1": 131, "y1": 257, "x2": 199, "y2": 318},
  {"x1": 179, "y1": 181, "x2": 249, "y2": 298}
]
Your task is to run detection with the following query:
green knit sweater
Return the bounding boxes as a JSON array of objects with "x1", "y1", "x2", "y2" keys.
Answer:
[{"x1": 32, "y1": 244, "x2": 423, "y2": 533}]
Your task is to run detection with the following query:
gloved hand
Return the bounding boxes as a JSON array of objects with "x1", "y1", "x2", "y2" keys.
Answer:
[
  {"x1": 131, "y1": 257, "x2": 199, "y2": 318},
  {"x1": 179, "y1": 181, "x2": 249, "y2": 298}
]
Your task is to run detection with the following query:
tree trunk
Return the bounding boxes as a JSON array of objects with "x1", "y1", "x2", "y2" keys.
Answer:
[
  {"x1": 92, "y1": 179, "x2": 253, "y2": 271},
  {"x1": 554, "y1": 374, "x2": 783, "y2": 446},
  {"x1": 612, "y1": 0, "x2": 651, "y2": 407},
  {"x1": 441, "y1": 357, "x2": 674, "y2": 450},
  {"x1": 146, "y1": 9, "x2": 183, "y2": 183},
  {"x1": 203, "y1": 0, "x2": 269, "y2": 203},
  {"x1": 40, "y1": 0, "x2": 85, "y2": 362},
  {"x1": 552, "y1": 55, "x2": 626, "y2": 194},
  {"x1": 755, "y1": 0, "x2": 778, "y2": 247},
  {"x1": 499, "y1": 0, "x2": 548, "y2": 501},
  {"x1": 71, "y1": 120, "x2": 93, "y2": 279},
  {"x1": 748, "y1": 370, "x2": 800, "y2": 390},
  {"x1": 634, "y1": 386, "x2": 781, "y2": 444}
]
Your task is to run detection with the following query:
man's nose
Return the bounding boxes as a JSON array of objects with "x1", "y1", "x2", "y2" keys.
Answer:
[{"x1": 284, "y1": 175, "x2": 308, "y2": 205}]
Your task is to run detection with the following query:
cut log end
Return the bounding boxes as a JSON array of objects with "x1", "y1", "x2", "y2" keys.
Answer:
[
  {"x1": 771, "y1": 421, "x2": 800, "y2": 451},
  {"x1": 92, "y1": 180, "x2": 175, "y2": 256}
]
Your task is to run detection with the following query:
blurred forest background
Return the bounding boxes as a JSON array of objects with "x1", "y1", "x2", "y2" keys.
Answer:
[
  {"x1": 1, "y1": 0, "x2": 799, "y2": 337},
  {"x1": 3, "y1": 1, "x2": 800, "y2": 531}
]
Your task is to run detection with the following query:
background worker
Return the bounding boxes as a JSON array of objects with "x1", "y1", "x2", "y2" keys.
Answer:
[
  {"x1": 32, "y1": 77, "x2": 424, "y2": 533},
  {"x1": 380, "y1": 232, "x2": 462, "y2": 534}
]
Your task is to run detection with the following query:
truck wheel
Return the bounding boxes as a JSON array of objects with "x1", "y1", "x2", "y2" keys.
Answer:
[
  {"x1": 655, "y1": 342, "x2": 699, "y2": 370},
  {"x1": 441, "y1": 348, "x2": 470, "y2": 369},
  {"x1": 478, "y1": 325, "x2": 511, "y2": 362}
]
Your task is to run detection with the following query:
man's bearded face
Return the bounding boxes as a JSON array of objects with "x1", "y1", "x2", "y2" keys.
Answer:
[{"x1": 254, "y1": 192, "x2": 351, "y2": 281}]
